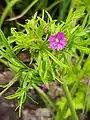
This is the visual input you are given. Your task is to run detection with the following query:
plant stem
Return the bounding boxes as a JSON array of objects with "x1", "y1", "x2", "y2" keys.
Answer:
[
  {"x1": 71, "y1": 55, "x2": 90, "y2": 96},
  {"x1": 46, "y1": 1, "x2": 60, "y2": 11},
  {"x1": 32, "y1": 83, "x2": 56, "y2": 109},
  {"x1": 5, "y1": 0, "x2": 19, "y2": 29},
  {"x1": 59, "y1": 55, "x2": 90, "y2": 119},
  {"x1": 70, "y1": 0, "x2": 76, "y2": 9},
  {"x1": 0, "y1": 0, "x2": 19, "y2": 28},
  {"x1": 61, "y1": 78, "x2": 78, "y2": 120},
  {"x1": 6, "y1": 0, "x2": 39, "y2": 21},
  {"x1": 0, "y1": 58, "x2": 8, "y2": 66},
  {"x1": 58, "y1": 69, "x2": 85, "y2": 120}
]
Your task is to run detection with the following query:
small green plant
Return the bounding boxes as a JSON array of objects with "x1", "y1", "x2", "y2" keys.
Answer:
[{"x1": 0, "y1": 5, "x2": 90, "y2": 120}]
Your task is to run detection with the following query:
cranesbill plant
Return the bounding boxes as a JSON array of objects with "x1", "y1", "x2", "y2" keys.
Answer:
[{"x1": 0, "y1": 8, "x2": 90, "y2": 120}]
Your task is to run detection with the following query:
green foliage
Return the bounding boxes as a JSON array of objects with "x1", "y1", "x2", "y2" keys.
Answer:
[
  {"x1": 0, "y1": 2, "x2": 90, "y2": 119},
  {"x1": 0, "y1": 0, "x2": 70, "y2": 36}
]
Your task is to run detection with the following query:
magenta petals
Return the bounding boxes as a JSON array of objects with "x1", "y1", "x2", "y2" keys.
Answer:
[
  {"x1": 48, "y1": 35, "x2": 55, "y2": 42},
  {"x1": 56, "y1": 32, "x2": 64, "y2": 39},
  {"x1": 48, "y1": 32, "x2": 67, "y2": 50},
  {"x1": 41, "y1": 84, "x2": 47, "y2": 92}
]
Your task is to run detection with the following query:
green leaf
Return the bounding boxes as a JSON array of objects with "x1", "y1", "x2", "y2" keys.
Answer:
[
  {"x1": 0, "y1": 71, "x2": 21, "y2": 96},
  {"x1": 5, "y1": 92, "x2": 20, "y2": 99},
  {"x1": 38, "y1": 52, "x2": 43, "y2": 79},
  {"x1": 70, "y1": 25, "x2": 79, "y2": 34},
  {"x1": 80, "y1": 14, "x2": 89, "y2": 30},
  {"x1": 46, "y1": 50, "x2": 69, "y2": 68},
  {"x1": 74, "y1": 45, "x2": 90, "y2": 54}
]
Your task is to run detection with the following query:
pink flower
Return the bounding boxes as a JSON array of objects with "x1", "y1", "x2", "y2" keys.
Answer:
[{"x1": 48, "y1": 32, "x2": 67, "y2": 50}]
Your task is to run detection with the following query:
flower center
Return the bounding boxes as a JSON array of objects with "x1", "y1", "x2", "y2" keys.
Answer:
[{"x1": 55, "y1": 38, "x2": 59, "y2": 42}]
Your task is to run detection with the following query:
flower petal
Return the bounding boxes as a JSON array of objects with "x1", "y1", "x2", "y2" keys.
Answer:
[
  {"x1": 57, "y1": 44, "x2": 64, "y2": 50},
  {"x1": 60, "y1": 38, "x2": 67, "y2": 46},
  {"x1": 48, "y1": 32, "x2": 67, "y2": 50},
  {"x1": 50, "y1": 42, "x2": 57, "y2": 50},
  {"x1": 48, "y1": 35, "x2": 55, "y2": 42},
  {"x1": 56, "y1": 32, "x2": 64, "y2": 39}
]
